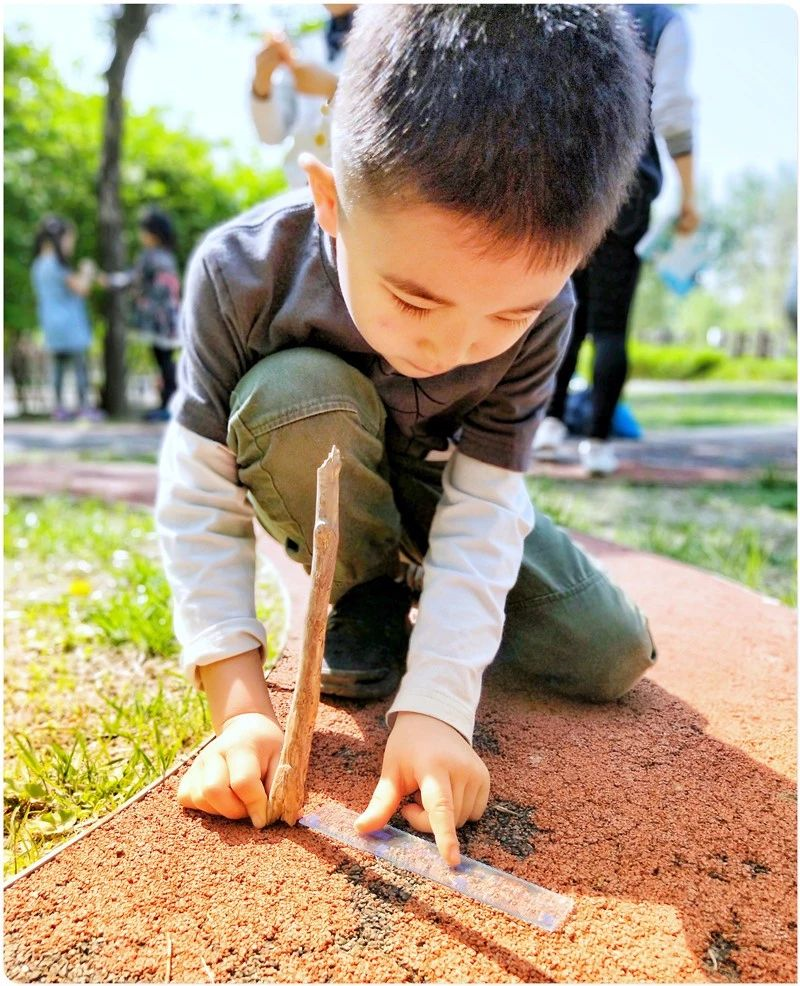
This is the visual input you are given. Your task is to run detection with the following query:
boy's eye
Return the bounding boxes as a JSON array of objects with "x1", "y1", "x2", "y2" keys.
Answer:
[
  {"x1": 391, "y1": 295, "x2": 432, "y2": 319},
  {"x1": 391, "y1": 292, "x2": 538, "y2": 329},
  {"x1": 496, "y1": 314, "x2": 538, "y2": 329}
]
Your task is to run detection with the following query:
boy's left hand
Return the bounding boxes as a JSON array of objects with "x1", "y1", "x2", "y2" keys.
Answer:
[{"x1": 354, "y1": 712, "x2": 490, "y2": 867}]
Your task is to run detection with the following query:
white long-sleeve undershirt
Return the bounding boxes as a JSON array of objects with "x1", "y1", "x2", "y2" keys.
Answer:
[
  {"x1": 156, "y1": 420, "x2": 533, "y2": 745},
  {"x1": 156, "y1": 422, "x2": 266, "y2": 682}
]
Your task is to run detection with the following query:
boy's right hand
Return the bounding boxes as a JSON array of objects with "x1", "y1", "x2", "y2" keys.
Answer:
[{"x1": 176, "y1": 711, "x2": 284, "y2": 829}]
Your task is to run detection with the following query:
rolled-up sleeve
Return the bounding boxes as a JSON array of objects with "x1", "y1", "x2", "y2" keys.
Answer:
[{"x1": 156, "y1": 420, "x2": 266, "y2": 690}]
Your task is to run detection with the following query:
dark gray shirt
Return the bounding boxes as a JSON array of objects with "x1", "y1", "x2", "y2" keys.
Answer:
[{"x1": 174, "y1": 189, "x2": 575, "y2": 472}]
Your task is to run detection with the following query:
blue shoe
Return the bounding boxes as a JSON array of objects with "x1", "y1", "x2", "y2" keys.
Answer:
[{"x1": 143, "y1": 408, "x2": 170, "y2": 422}]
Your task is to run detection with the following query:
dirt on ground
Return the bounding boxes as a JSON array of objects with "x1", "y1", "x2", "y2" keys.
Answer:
[{"x1": 3, "y1": 534, "x2": 797, "y2": 983}]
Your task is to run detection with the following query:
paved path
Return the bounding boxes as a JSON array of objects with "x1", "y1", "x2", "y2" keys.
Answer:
[
  {"x1": 4, "y1": 459, "x2": 159, "y2": 506},
  {"x1": 4, "y1": 419, "x2": 167, "y2": 460},
  {"x1": 4, "y1": 419, "x2": 796, "y2": 490},
  {"x1": 533, "y1": 424, "x2": 796, "y2": 484}
]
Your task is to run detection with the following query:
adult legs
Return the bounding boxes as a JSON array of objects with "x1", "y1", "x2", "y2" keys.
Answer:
[
  {"x1": 548, "y1": 187, "x2": 651, "y2": 439},
  {"x1": 584, "y1": 184, "x2": 652, "y2": 440},
  {"x1": 546, "y1": 267, "x2": 590, "y2": 423},
  {"x1": 584, "y1": 234, "x2": 642, "y2": 439},
  {"x1": 152, "y1": 345, "x2": 177, "y2": 410}
]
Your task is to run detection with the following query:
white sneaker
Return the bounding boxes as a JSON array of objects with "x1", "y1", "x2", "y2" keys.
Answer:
[
  {"x1": 533, "y1": 416, "x2": 568, "y2": 460},
  {"x1": 579, "y1": 439, "x2": 619, "y2": 477}
]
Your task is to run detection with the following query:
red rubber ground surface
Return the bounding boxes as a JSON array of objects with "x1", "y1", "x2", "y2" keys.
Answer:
[{"x1": 4, "y1": 533, "x2": 796, "y2": 983}]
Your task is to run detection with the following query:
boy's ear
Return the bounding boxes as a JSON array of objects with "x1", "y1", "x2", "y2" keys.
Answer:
[{"x1": 300, "y1": 153, "x2": 338, "y2": 237}]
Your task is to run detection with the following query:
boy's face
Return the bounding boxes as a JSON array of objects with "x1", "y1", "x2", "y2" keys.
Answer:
[{"x1": 305, "y1": 159, "x2": 578, "y2": 378}]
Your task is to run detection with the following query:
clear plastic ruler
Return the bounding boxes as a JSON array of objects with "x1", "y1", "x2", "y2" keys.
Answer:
[{"x1": 299, "y1": 802, "x2": 573, "y2": 931}]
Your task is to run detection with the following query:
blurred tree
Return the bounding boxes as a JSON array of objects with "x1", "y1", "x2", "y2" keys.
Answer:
[
  {"x1": 703, "y1": 166, "x2": 797, "y2": 341},
  {"x1": 3, "y1": 33, "x2": 286, "y2": 395},
  {"x1": 98, "y1": 4, "x2": 155, "y2": 416},
  {"x1": 630, "y1": 166, "x2": 797, "y2": 351}
]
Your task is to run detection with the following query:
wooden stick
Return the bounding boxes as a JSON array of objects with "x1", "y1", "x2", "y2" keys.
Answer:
[{"x1": 265, "y1": 445, "x2": 341, "y2": 825}]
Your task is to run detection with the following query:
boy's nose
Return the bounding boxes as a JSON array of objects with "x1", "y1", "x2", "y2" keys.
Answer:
[{"x1": 418, "y1": 329, "x2": 473, "y2": 371}]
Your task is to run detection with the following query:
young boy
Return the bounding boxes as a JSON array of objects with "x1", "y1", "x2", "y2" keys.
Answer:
[{"x1": 158, "y1": 4, "x2": 656, "y2": 869}]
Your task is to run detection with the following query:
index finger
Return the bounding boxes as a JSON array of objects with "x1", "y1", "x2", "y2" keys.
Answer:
[{"x1": 420, "y1": 772, "x2": 460, "y2": 868}]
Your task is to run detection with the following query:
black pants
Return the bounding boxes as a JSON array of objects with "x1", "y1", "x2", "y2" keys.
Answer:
[
  {"x1": 152, "y1": 346, "x2": 177, "y2": 409},
  {"x1": 549, "y1": 190, "x2": 652, "y2": 440}
]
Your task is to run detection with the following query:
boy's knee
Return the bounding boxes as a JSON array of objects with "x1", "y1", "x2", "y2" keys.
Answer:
[
  {"x1": 579, "y1": 617, "x2": 657, "y2": 703},
  {"x1": 228, "y1": 347, "x2": 385, "y2": 451}
]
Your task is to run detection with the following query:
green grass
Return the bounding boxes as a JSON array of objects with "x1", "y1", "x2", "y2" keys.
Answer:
[
  {"x1": 526, "y1": 470, "x2": 797, "y2": 606},
  {"x1": 626, "y1": 389, "x2": 797, "y2": 430},
  {"x1": 3, "y1": 496, "x2": 286, "y2": 878}
]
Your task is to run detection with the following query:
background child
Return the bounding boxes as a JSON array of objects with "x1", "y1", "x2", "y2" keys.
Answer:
[
  {"x1": 100, "y1": 207, "x2": 181, "y2": 422},
  {"x1": 30, "y1": 215, "x2": 100, "y2": 421},
  {"x1": 160, "y1": 5, "x2": 656, "y2": 868}
]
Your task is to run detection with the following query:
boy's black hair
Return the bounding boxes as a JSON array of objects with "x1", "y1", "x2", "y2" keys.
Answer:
[
  {"x1": 33, "y1": 215, "x2": 75, "y2": 266},
  {"x1": 139, "y1": 207, "x2": 177, "y2": 252},
  {"x1": 332, "y1": 4, "x2": 651, "y2": 267}
]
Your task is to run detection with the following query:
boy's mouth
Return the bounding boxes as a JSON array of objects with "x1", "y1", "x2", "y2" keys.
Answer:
[{"x1": 400, "y1": 357, "x2": 447, "y2": 377}]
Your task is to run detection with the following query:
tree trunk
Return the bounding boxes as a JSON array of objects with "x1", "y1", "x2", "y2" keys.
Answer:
[{"x1": 97, "y1": 4, "x2": 154, "y2": 417}]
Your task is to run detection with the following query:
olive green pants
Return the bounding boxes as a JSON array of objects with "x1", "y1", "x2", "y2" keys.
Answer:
[{"x1": 228, "y1": 348, "x2": 656, "y2": 703}]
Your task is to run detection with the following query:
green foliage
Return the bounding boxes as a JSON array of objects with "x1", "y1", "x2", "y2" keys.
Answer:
[
  {"x1": 3, "y1": 33, "x2": 287, "y2": 351},
  {"x1": 4, "y1": 683, "x2": 212, "y2": 876},
  {"x1": 630, "y1": 342, "x2": 725, "y2": 379},
  {"x1": 578, "y1": 338, "x2": 797, "y2": 382},
  {"x1": 705, "y1": 166, "x2": 797, "y2": 332},
  {"x1": 630, "y1": 167, "x2": 798, "y2": 346},
  {"x1": 702, "y1": 355, "x2": 799, "y2": 383}
]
